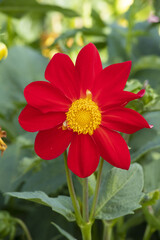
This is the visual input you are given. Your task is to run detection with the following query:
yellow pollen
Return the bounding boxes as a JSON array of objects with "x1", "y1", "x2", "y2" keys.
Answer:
[{"x1": 66, "y1": 95, "x2": 101, "y2": 135}]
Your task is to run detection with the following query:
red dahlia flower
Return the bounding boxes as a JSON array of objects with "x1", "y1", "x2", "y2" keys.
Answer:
[{"x1": 19, "y1": 43, "x2": 151, "y2": 178}]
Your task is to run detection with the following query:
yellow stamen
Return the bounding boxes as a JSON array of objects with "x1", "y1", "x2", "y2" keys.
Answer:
[
  {"x1": 65, "y1": 90, "x2": 101, "y2": 135},
  {"x1": 86, "y1": 89, "x2": 92, "y2": 99},
  {"x1": 62, "y1": 120, "x2": 68, "y2": 130}
]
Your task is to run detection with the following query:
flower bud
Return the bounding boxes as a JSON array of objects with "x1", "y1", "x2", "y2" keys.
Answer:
[
  {"x1": 0, "y1": 42, "x2": 8, "y2": 60},
  {"x1": 0, "y1": 127, "x2": 7, "y2": 156}
]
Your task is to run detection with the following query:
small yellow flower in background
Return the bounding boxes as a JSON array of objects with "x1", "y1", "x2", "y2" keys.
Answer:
[
  {"x1": 0, "y1": 42, "x2": 8, "y2": 61},
  {"x1": 0, "y1": 127, "x2": 7, "y2": 156}
]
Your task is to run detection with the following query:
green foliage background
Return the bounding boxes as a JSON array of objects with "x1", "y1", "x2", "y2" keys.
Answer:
[{"x1": 0, "y1": 0, "x2": 160, "y2": 239}]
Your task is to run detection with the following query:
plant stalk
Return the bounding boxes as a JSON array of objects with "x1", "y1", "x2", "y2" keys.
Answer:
[
  {"x1": 15, "y1": 218, "x2": 32, "y2": 240},
  {"x1": 143, "y1": 225, "x2": 155, "y2": 240},
  {"x1": 103, "y1": 221, "x2": 113, "y2": 240},
  {"x1": 80, "y1": 222, "x2": 92, "y2": 240},
  {"x1": 89, "y1": 158, "x2": 104, "y2": 220},
  {"x1": 83, "y1": 177, "x2": 89, "y2": 222},
  {"x1": 63, "y1": 150, "x2": 83, "y2": 225}
]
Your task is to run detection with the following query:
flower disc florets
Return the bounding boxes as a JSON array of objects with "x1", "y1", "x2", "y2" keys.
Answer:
[{"x1": 66, "y1": 95, "x2": 101, "y2": 135}]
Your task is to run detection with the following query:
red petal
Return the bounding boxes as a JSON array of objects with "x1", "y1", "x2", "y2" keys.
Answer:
[
  {"x1": 67, "y1": 134, "x2": 100, "y2": 178},
  {"x1": 35, "y1": 127, "x2": 73, "y2": 160},
  {"x1": 92, "y1": 61, "x2": 132, "y2": 106},
  {"x1": 45, "y1": 53, "x2": 78, "y2": 100},
  {"x1": 93, "y1": 127, "x2": 130, "y2": 170},
  {"x1": 24, "y1": 81, "x2": 71, "y2": 113},
  {"x1": 19, "y1": 105, "x2": 66, "y2": 132},
  {"x1": 101, "y1": 107, "x2": 150, "y2": 134},
  {"x1": 115, "y1": 89, "x2": 145, "y2": 106},
  {"x1": 120, "y1": 89, "x2": 145, "y2": 106},
  {"x1": 100, "y1": 90, "x2": 145, "y2": 111},
  {"x1": 75, "y1": 43, "x2": 102, "y2": 97}
]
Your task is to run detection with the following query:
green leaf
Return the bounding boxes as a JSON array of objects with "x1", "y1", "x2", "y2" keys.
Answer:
[
  {"x1": 6, "y1": 191, "x2": 75, "y2": 222},
  {"x1": 15, "y1": 13, "x2": 43, "y2": 43},
  {"x1": 0, "y1": 46, "x2": 48, "y2": 118},
  {"x1": 153, "y1": 0, "x2": 160, "y2": 17},
  {"x1": 131, "y1": 24, "x2": 160, "y2": 93},
  {"x1": 0, "y1": 0, "x2": 79, "y2": 18},
  {"x1": 141, "y1": 152, "x2": 160, "y2": 193},
  {"x1": 94, "y1": 163, "x2": 144, "y2": 220},
  {"x1": 132, "y1": 56, "x2": 160, "y2": 73},
  {"x1": 0, "y1": 133, "x2": 66, "y2": 194},
  {"x1": 131, "y1": 136, "x2": 160, "y2": 162},
  {"x1": 142, "y1": 190, "x2": 160, "y2": 207},
  {"x1": 52, "y1": 27, "x2": 106, "y2": 46},
  {"x1": 0, "y1": 211, "x2": 15, "y2": 238},
  {"x1": 91, "y1": 9, "x2": 106, "y2": 28},
  {"x1": 51, "y1": 222, "x2": 76, "y2": 240},
  {"x1": 88, "y1": 174, "x2": 96, "y2": 196},
  {"x1": 130, "y1": 111, "x2": 160, "y2": 163},
  {"x1": 77, "y1": 174, "x2": 96, "y2": 197},
  {"x1": 21, "y1": 156, "x2": 66, "y2": 194},
  {"x1": 0, "y1": 139, "x2": 34, "y2": 192},
  {"x1": 125, "y1": 79, "x2": 142, "y2": 92}
]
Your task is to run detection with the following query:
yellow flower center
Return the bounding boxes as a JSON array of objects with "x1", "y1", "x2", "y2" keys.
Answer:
[{"x1": 64, "y1": 91, "x2": 101, "y2": 135}]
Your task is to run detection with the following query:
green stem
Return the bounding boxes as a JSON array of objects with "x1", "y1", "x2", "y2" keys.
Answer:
[
  {"x1": 7, "y1": 16, "x2": 13, "y2": 47},
  {"x1": 83, "y1": 178, "x2": 89, "y2": 222},
  {"x1": 89, "y1": 158, "x2": 104, "y2": 220},
  {"x1": 103, "y1": 221, "x2": 113, "y2": 240},
  {"x1": 14, "y1": 218, "x2": 32, "y2": 240},
  {"x1": 63, "y1": 150, "x2": 83, "y2": 225},
  {"x1": 80, "y1": 222, "x2": 92, "y2": 240},
  {"x1": 116, "y1": 217, "x2": 126, "y2": 240},
  {"x1": 143, "y1": 225, "x2": 155, "y2": 240}
]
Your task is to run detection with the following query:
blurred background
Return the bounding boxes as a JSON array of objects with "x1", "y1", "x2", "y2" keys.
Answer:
[{"x1": 0, "y1": 0, "x2": 160, "y2": 239}]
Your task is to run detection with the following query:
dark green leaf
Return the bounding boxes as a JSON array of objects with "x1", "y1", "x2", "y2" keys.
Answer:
[
  {"x1": 131, "y1": 136, "x2": 160, "y2": 162},
  {"x1": 0, "y1": 0, "x2": 79, "y2": 18},
  {"x1": 130, "y1": 111, "x2": 160, "y2": 162},
  {"x1": 91, "y1": 9, "x2": 106, "y2": 28},
  {"x1": 51, "y1": 222, "x2": 76, "y2": 240},
  {"x1": 0, "y1": 135, "x2": 66, "y2": 195},
  {"x1": 107, "y1": 25, "x2": 128, "y2": 63},
  {"x1": 52, "y1": 27, "x2": 106, "y2": 46},
  {"x1": 153, "y1": 0, "x2": 160, "y2": 17},
  {"x1": 0, "y1": 139, "x2": 33, "y2": 192},
  {"x1": 21, "y1": 155, "x2": 66, "y2": 194},
  {"x1": 141, "y1": 152, "x2": 160, "y2": 193}
]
